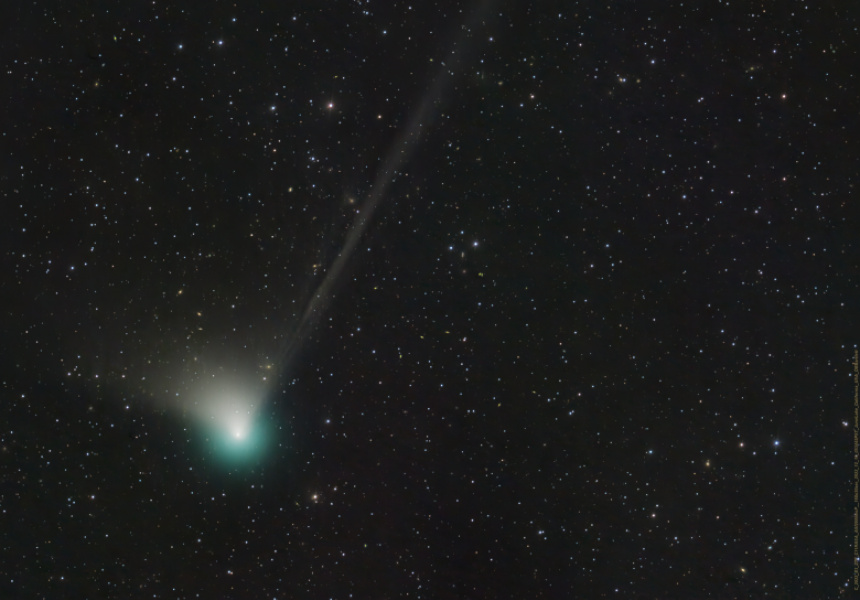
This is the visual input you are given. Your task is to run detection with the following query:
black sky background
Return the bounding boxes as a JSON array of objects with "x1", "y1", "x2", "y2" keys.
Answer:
[{"x1": 1, "y1": 1, "x2": 857, "y2": 598}]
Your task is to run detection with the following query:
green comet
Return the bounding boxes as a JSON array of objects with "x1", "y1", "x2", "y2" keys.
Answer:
[
  {"x1": 182, "y1": 376, "x2": 272, "y2": 466},
  {"x1": 204, "y1": 413, "x2": 271, "y2": 465}
]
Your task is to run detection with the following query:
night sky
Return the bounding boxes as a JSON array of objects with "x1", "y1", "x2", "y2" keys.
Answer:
[{"x1": 2, "y1": 1, "x2": 857, "y2": 598}]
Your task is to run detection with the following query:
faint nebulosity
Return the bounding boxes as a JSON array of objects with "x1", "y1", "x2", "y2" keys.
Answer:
[{"x1": 1, "y1": 1, "x2": 856, "y2": 598}]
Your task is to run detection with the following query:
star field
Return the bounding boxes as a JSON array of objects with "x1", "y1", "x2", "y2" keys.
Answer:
[{"x1": 1, "y1": 1, "x2": 857, "y2": 598}]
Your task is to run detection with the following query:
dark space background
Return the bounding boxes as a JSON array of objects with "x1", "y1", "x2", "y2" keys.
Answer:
[{"x1": 1, "y1": 1, "x2": 857, "y2": 598}]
